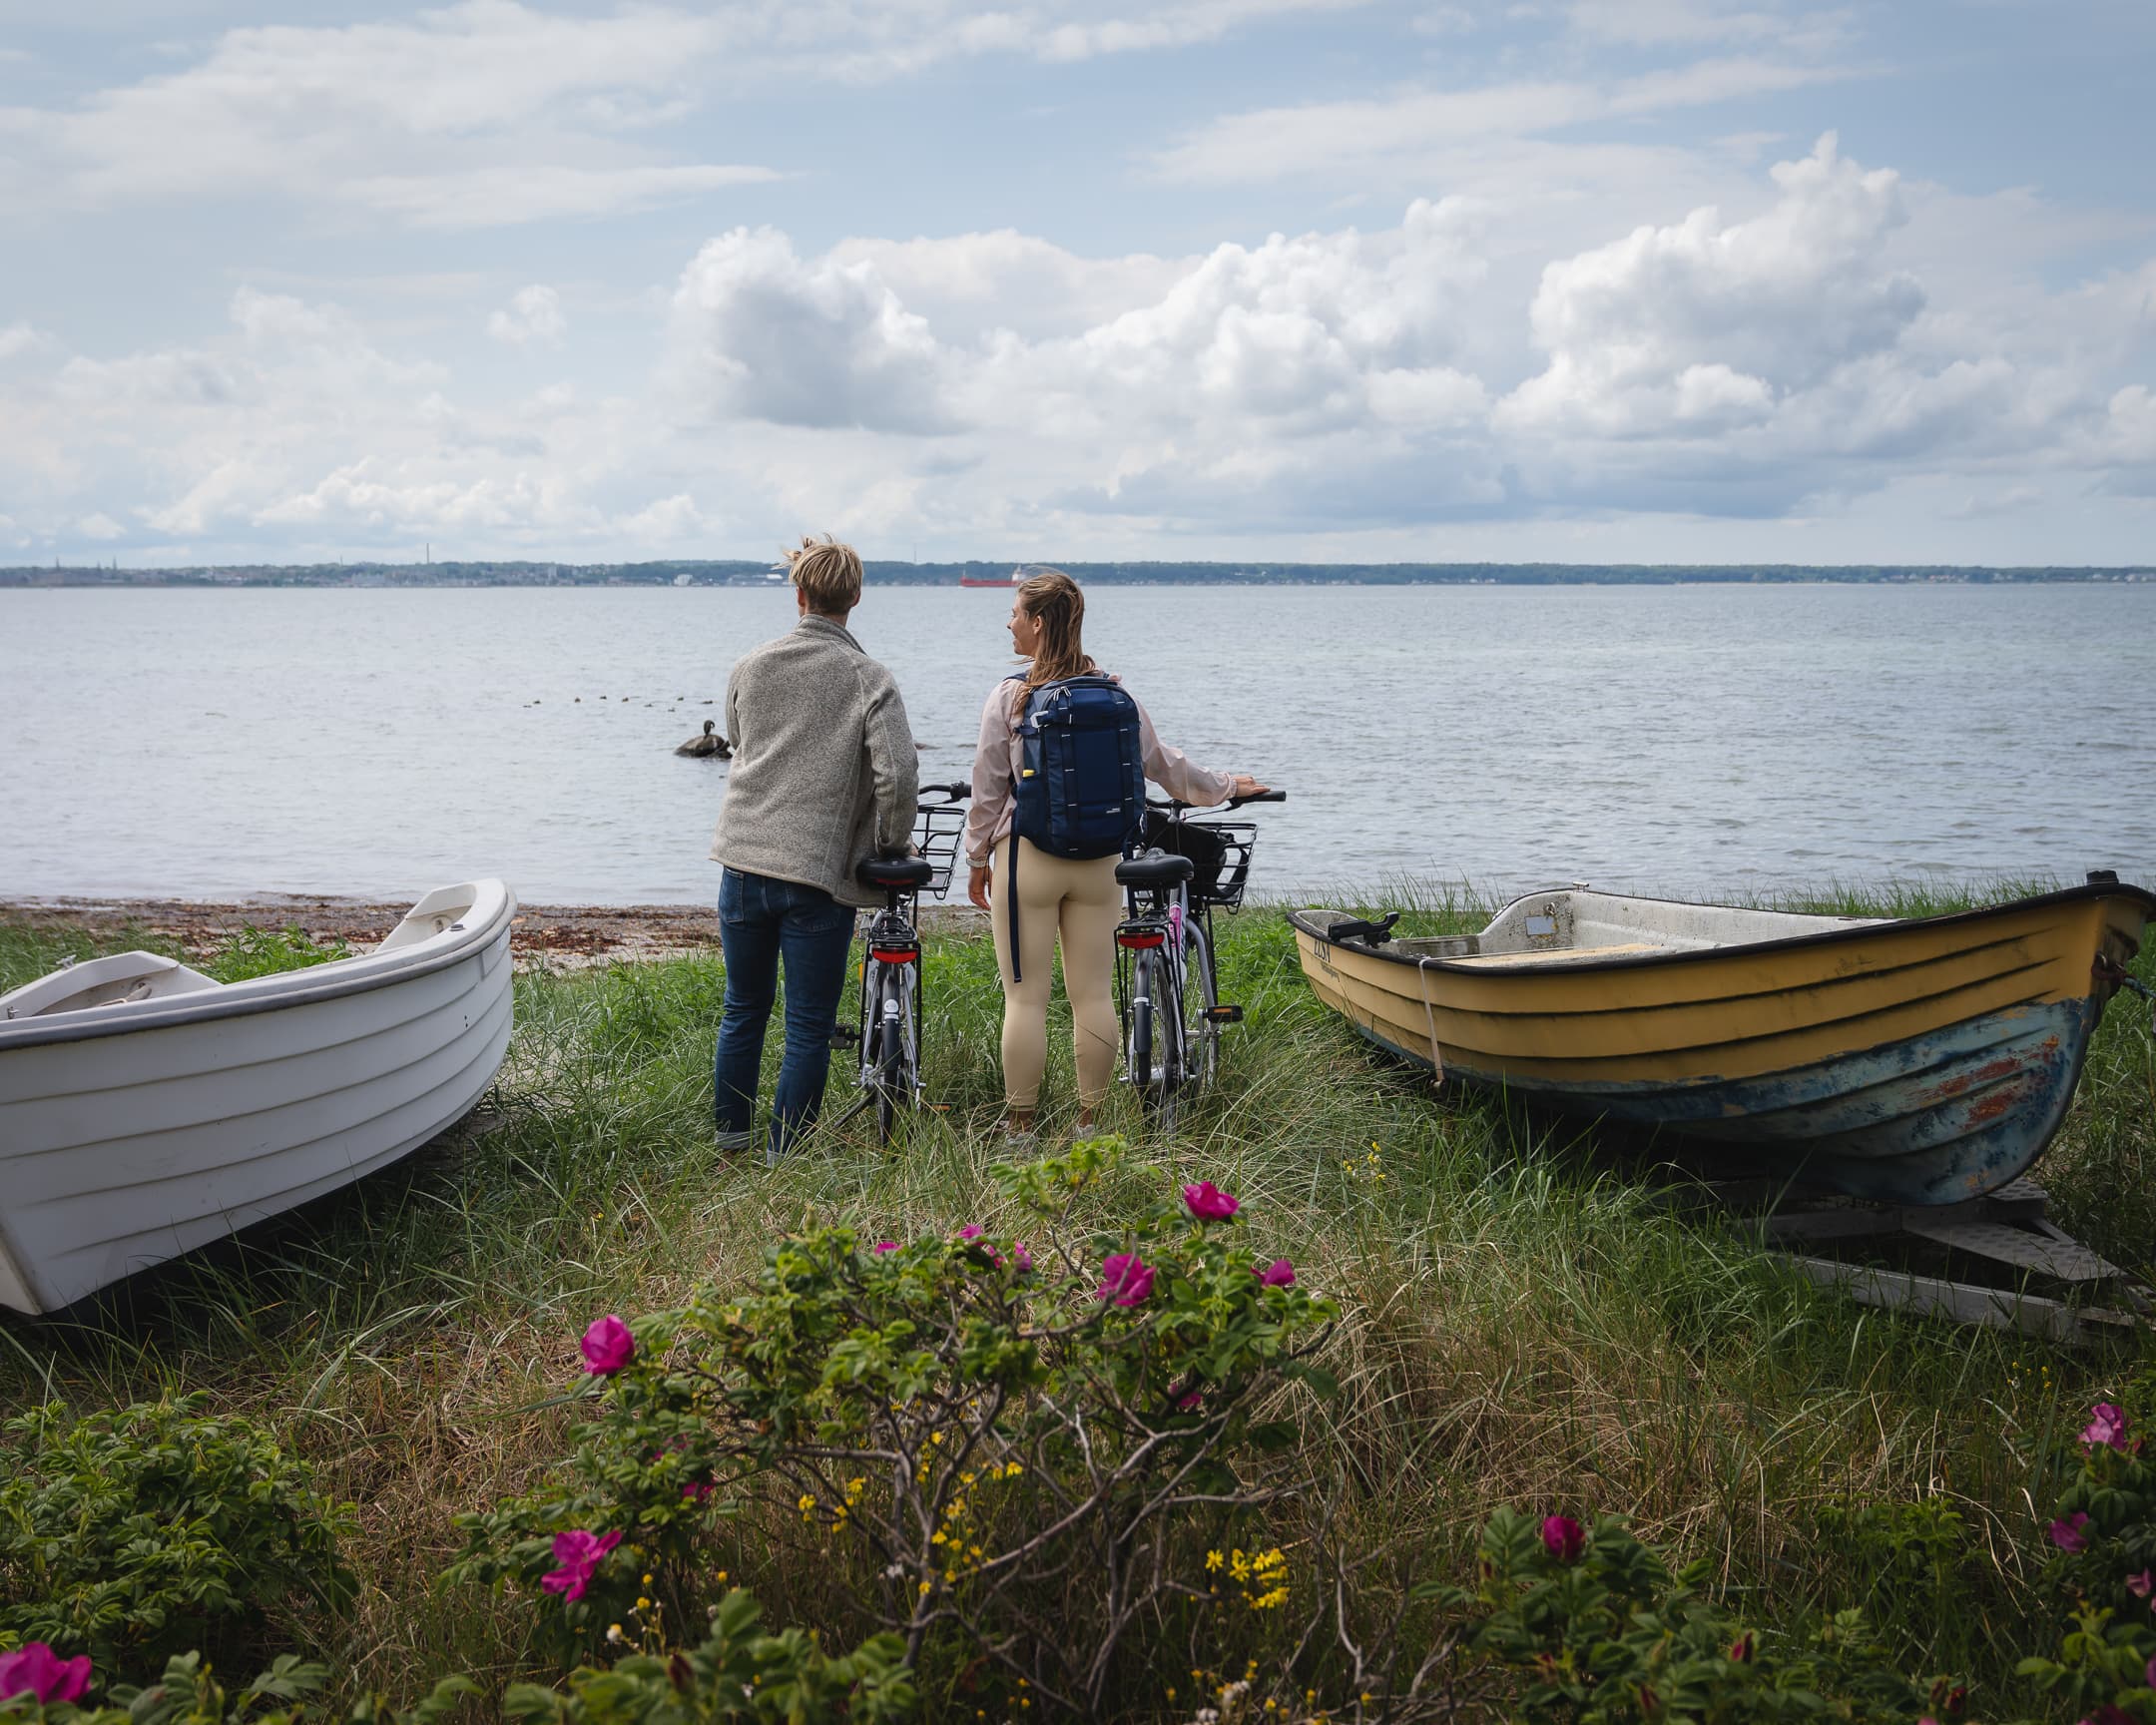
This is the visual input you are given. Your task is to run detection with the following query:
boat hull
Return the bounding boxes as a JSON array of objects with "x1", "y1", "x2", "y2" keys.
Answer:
[
  {"x1": 1291, "y1": 883, "x2": 2153, "y2": 1206},
  {"x1": 0, "y1": 881, "x2": 516, "y2": 1315}
]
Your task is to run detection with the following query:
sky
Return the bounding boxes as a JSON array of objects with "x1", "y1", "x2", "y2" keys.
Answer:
[{"x1": 1, "y1": 0, "x2": 2152, "y2": 567}]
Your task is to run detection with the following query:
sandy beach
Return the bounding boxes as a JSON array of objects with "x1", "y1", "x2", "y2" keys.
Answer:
[{"x1": 0, "y1": 893, "x2": 987, "y2": 969}]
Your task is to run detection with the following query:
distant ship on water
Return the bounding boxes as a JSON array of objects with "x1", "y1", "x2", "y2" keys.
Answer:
[{"x1": 958, "y1": 568, "x2": 1021, "y2": 589}]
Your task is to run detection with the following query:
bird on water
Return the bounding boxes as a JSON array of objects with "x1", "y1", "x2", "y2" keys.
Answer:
[{"x1": 675, "y1": 719, "x2": 731, "y2": 759}]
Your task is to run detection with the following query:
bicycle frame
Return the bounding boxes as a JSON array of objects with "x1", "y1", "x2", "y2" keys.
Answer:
[
  {"x1": 1114, "y1": 791, "x2": 1281, "y2": 1125},
  {"x1": 855, "y1": 907, "x2": 924, "y2": 1106},
  {"x1": 1114, "y1": 877, "x2": 1192, "y2": 1096},
  {"x1": 834, "y1": 782, "x2": 968, "y2": 1142}
]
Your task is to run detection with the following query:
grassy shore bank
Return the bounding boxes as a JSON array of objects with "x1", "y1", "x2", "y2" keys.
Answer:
[{"x1": 1, "y1": 883, "x2": 2152, "y2": 1716}]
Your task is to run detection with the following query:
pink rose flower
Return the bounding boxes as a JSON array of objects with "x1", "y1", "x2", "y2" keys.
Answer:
[
  {"x1": 987, "y1": 1240, "x2": 1032, "y2": 1273},
  {"x1": 579, "y1": 1315, "x2": 635, "y2": 1376},
  {"x1": 0, "y1": 1645, "x2": 93, "y2": 1706},
  {"x1": 872, "y1": 1241, "x2": 898, "y2": 1254},
  {"x1": 2081, "y1": 1403, "x2": 2130, "y2": 1452},
  {"x1": 1182, "y1": 1181, "x2": 1240, "y2": 1222},
  {"x1": 1174, "y1": 1384, "x2": 1204, "y2": 1411},
  {"x1": 958, "y1": 1225, "x2": 984, "y2": 1241},
  {"x1": 540, "y1": 1528, "x2": 623, "y2": 1602},
  {"x1": 1255, "y1": 1258, "x2": 1296, "y2": 1287},
  {"x1": 1541, "y1": 1515, "x2": 1585, "y2": 1561},
  {"x1": 1098, "y1": 1252, "x2": 1155, "y2": 1307},
  {"x1": 2048, "y1": 1511, "x2": 2090, "y2": 1552},
  {"x1": 2128, "y1": 1569, "x2": 2153, "y2": 1599}
]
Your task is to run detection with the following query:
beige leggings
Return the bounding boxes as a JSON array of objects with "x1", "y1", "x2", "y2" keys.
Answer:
[{"x1": 989, "y1": 837, "x2": 1121, "y2": 1110}]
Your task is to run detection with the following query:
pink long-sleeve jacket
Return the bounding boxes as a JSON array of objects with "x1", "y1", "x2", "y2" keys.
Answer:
[{"x1": 963, "y1": 674, "x2": 1235, "y2": 866}]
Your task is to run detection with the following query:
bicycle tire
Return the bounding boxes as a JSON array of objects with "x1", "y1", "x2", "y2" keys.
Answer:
[
  {"x1": 1148, "y1": 947, "x2": 1183, "y2": 1138},
  {"x1": 1180, "y1": 923, "x2": 1219, "y2": 1093},
  {"x1": 875, "y1": 965, "x2": 909, "y2": 1143},
  {"x1": 1128, "y1": 951, "x2": 1154, "y2": 1099}
]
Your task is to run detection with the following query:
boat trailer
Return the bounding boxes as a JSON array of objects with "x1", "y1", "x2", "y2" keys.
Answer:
[{"x1": 1694, "y1": 1175, "x2": 2153, "y2": 1343}]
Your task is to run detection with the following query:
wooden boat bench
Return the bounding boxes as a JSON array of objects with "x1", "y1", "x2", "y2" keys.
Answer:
[{"x1": 1448, "y1": 941, "x2": 1666, "y2": 968}]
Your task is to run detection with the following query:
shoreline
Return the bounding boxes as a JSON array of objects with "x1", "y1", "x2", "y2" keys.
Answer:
[{"x1": 0, "y1": 893, "x2": 989, "y2": 968}]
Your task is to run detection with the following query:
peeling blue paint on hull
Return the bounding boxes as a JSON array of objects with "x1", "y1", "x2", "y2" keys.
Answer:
[{"x1": 1358, "y1": 997, "x2": 2099, "y2": 1207}]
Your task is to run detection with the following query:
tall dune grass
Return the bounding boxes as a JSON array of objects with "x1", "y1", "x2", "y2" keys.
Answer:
[{"x1": 0, "y1": 882, "x2": 2150, "y2": 1711}]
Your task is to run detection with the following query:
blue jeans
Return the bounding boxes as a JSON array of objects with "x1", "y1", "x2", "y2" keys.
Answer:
[{"x1": 714, "y1": 867, "x2": 857, "y2": 1161}]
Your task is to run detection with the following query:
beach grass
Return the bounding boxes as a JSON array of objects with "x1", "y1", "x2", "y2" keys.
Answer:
[{"x1": 0, "y1": 881, "x2": 2152, "y2": 1713}]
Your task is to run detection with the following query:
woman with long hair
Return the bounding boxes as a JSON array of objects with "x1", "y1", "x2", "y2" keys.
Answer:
[{"x1": 963, "y1": 569, "x2": 1265, "y2": 1138}]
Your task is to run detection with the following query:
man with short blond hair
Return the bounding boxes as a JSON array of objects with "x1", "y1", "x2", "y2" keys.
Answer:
[{"x1": 709, "y1": 535, "x2": 917, "y2": 1161}]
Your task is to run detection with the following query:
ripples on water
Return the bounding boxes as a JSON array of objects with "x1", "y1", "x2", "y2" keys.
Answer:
[{"x1": 2, "y1": 584, "x2": 2150, "y2": 903}]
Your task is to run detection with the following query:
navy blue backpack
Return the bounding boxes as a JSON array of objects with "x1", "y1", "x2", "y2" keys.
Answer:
[{"x1": 1003, "y1": 673, "x2": 1146, "y2": 980}]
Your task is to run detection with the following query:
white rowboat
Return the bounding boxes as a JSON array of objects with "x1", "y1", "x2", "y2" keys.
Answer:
[{"x1": 0, "y1": 879, "x2": 516, "y2": 1316}]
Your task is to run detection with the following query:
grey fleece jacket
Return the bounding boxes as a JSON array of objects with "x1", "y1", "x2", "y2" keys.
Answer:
[{"x1": 709, "y1": 614, "x2": 919, "y2": 909}]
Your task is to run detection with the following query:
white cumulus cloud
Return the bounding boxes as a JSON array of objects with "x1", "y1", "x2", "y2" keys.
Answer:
[
  {"x1": 6, "y1": 130, "x2": 2156, "y2": 562},
  {"x1": 488, "y1": 286, "x2": 568, "y2": 347},
  {"x1": 668, "y1": 228, "x2": 953, "y2": 433},
  {"x1": 1501, "y1": 135, "x2": 1924, "y2": 437}
]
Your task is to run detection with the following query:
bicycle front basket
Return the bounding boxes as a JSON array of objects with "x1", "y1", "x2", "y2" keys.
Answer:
[
  {"x1": 1138, "y1": 811, "x2": 1256, "y2": 908},
  {"x1": 911, "y1": 803, "x2": 968, "y2": 897}
]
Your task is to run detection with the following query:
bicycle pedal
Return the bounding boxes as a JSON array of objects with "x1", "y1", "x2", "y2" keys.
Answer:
[
  {"x1": 830, "y1": 1021, "x2": 855, "y2": 1044},
  {"x1": 1202, "y1": 1004, "x2": 1244, "y2": 1024}
]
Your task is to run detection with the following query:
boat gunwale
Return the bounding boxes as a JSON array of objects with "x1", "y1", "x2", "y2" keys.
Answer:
[
  {"x1": 0, "y1": 880, "x2": 517, "y2": 1051},
  {"x1": 1287, "y1": 878, "x2": 2156, "y2": 979}
]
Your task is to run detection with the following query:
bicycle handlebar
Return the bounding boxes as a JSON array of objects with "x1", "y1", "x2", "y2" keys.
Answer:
[
  {"x1": 1146, "y1": 790, "x2": 1287, "y2": 812},
  {"x1": 918, "y1": 781, "x2": 972, "y2": 805}
]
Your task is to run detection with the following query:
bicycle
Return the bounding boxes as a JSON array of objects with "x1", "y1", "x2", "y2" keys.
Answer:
[
  {"x1": 834, "y1": 781, "x2": 971, "y2": 1143},
  {"x1": 1113, "y1": 789, "x2": 1285, "y2": 1136}
]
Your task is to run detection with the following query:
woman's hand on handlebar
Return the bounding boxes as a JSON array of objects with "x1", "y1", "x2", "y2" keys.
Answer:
[
  {"x1": 1229, "y1": 774, "x2": 1269, "y2": 801},
  {"x1": 967, "y1": 863, "x2": 992, "y2": 910}
]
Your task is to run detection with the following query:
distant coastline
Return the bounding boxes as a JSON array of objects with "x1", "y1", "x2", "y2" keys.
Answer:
[{"x1": 5, "y1": 558, "x2": 2154, "y2": 589}]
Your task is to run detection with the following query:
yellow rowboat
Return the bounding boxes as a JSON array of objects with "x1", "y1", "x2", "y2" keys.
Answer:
[{"x1": 1289, "y1": 876, "x2": 2156, "y2": 1206}]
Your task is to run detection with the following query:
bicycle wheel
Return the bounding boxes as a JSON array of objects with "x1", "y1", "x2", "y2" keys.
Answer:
[
  {"x1": 1180, "y1": 924, "x2": 1219, "y2": 1094},
  {"x1": 1145, "y1": 947, "x2": 1184, "y2": 1138},
  {"x1": 874, "y1": 964, "x2": 910, "y2": 1143},
  {"x1": 1127, "y1": 949, "x2": 1154, "y2": 1098}
]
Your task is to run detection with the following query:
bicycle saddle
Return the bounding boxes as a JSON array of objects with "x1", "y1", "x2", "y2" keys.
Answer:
[
  {"x1": 1115, "y1": 850, "x2": 1195, "y2": 887},
  {"x1": 858, "y1": 856, "x2": 934, "y2": 889}
]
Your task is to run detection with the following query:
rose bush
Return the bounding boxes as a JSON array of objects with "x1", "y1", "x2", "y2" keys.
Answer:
[
  {"x1": 1446, "y1": 1507, "x2": 1943, "y2": 1725},
  {"x1": 452, "y1": 1136, "x2": 1343, "y2": 1714},
  {"x1": 0, "y1": 1397, "x2": 355, "y2": 1683},
  {"x1": 2019, "y1": 1376, "x2": 2156, "y2": 1725},
  {"x1": 0, "y1": 1596, "x2": 901, "y2": 1725}
]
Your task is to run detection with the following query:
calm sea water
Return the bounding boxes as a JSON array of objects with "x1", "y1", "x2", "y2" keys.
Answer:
[{"x1": 3, "y1": 584, "x2": 2151, "y2": 904}]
